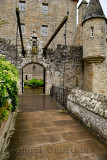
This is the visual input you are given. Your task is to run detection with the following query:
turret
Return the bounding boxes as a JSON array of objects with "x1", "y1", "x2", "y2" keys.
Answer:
[
  {"x1": 82, "y1": 0, "x2": 107, "y2": 94},
  {"x1": 82, "y1": 0, "x2": 106, "y2": 63}
]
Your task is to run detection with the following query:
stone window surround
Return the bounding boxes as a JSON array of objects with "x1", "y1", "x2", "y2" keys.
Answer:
[
  {"x1": 19, "y1": 1, "x2": 26, "y2": 11},
  {"x1": 42, "y1": 3, "x2": 48, "y2": 14},
  {"x1": 41, "y1": 25, "x2": 48, "y2": 36},
  {"x1": 91, "y1": 26, "x2": 94, "y2": 37}
]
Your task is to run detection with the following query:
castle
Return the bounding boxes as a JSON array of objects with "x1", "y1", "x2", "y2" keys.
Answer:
[
  {"x1": 0, "y1": 0, "x2": 107, "y2": 96},
  {"x1": 0, "y1": 0, "x2": 107, "y2": 143}
]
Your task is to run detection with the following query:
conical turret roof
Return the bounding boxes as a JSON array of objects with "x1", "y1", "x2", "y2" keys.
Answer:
[{"x1": 83, "y1": 0, "x2": 106, "y2": 23}]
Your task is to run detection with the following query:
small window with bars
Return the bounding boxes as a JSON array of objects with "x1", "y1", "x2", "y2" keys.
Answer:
[
  {"x1": 19, "y1": 1, "x2": 26, "y2": 11},
  {"x1": 91, "y1": 27, "x2": 94, "y2": 37},
  {"x1": 41, "y1": 25, "x2": 48, "y2": 36},
  {"x1": 42, "y1": 3, "x2": 48, "y2": 14}
]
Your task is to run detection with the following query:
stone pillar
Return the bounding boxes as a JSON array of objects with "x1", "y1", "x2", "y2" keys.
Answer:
[{"x1": 45, "y1": 70, "x2": 52, "y2": 95}]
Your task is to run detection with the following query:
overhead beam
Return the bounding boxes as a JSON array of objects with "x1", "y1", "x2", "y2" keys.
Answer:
[
  {"x1": 16, "y1": 8, "x2": 25, "y2": 56},
  {"x1": 43, "y1": 16, "x2": 68, "y2": 58}
]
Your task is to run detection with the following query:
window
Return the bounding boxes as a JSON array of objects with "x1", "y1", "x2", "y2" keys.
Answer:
[
  {"x1": 33, "y1": 65, "x2": 36, "y2": 71},
  {"x1": 42, "y1": 25, "x2": 48, "y2": 36},
  {"x1": 42, "y1": 3, "x2": 48, "y2": 14},
  {"x1": 21, "y1": 24, "x2": 25, "y2": 34},
  {"x1": 91, "y1": 27, "x2": 94, "y2": 37},
  {"x1": 18, "y1": 24, "x2": 25, "y2": 34},
  {"x1": 26, "y1": 75, "x2": 27, "y2": 80},
  {"x1": 19, "y1": 1, "x2": 26, "y2": 11}
]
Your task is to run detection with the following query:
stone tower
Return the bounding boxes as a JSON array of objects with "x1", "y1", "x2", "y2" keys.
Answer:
[{"x1": 82, "y1": 0, "x2": 107, "y2": 94}]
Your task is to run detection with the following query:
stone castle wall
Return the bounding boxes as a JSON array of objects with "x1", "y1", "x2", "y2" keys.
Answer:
[
  {"x1": 67, "y1": 89, "x2": 107, "y2": 144},
  {"x1": 0, "y1": 0, "x2": 17, "y2": 44},
  {"x1": 0, "y1": 0, "x2": 78, "y2": 55},
  {"x1": 47, "y1": 45, "x2": 83, "y2": 90},
  {"x1": 18, "y1": 0, "x2": 77, "y2": 50},
  {"x1": 0, "y1": 38, "x2": 22, "y2": 65}
]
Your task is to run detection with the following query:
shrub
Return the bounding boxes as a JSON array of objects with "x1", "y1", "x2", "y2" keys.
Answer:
[
  {"x1": 28, "y1": 78, "x2": 44, "y2": 88},
  {"x1": 0, "y1": 57, "x2": 18, "y2": 121}
]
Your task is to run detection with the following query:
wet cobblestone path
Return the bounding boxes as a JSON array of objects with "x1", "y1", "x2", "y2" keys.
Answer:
[{"x1": 5, "y1": 89, "x2": 107, "y2": 160}]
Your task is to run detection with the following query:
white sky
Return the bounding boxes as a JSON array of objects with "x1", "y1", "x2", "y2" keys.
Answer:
[{"x1": 77, "y1": 0, "x2": 107, "y2": 18}]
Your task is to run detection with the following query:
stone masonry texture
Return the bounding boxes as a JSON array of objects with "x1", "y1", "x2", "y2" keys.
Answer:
[{"x1": 67, "y1": 89, "x2": 107, "y2": 143}]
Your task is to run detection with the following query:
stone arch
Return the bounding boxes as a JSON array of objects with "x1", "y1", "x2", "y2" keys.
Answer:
[
  {"x1": 18, "y1": 61, "x2": 51, "y2": 95},
  {"x1": 21, "y1": 62, "x2": 46, "y2": 70}
]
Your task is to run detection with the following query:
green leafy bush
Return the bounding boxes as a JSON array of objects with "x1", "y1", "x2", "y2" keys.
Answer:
[
  {"x1": 0, "y1": 108, "x2": 9, "y2": 121},
  {"x1": 28, "y1": 78, "x2": 44, "y2": 88},
  {"x1": 0, "y1": 57, "x2": 19, "y2": 121}
]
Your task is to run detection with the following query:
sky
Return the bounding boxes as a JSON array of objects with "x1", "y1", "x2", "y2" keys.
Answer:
[{"x1": 77, "y1": 0, "x2": 107, "y2": 18}]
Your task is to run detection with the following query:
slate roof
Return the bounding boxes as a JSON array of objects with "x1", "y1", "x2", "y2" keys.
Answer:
[{"x1": 83, "y1": 0, "x2": 106, "y2": 23}]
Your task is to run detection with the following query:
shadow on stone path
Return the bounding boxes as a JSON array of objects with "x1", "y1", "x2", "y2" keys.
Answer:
[{"x1": 4, "y1": 89, "x2": 107, "y2": 160}]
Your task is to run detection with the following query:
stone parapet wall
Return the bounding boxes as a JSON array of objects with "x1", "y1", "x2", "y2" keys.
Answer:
[
  {"x1": 67, "y1": 89, "x2": 107, "y2": 143},
  {"x1": 68, "y1": 89, "x2": 107, "y2": 118}
]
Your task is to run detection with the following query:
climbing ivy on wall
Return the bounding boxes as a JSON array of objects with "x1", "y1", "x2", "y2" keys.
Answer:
[{"x1": 0, "y1": 57, "x2": 19, "y2": 121}]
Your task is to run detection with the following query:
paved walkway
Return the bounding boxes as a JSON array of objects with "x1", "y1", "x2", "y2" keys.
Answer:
[{"x1": 5, "y1": 89, "x2": 107, "y2": 160}]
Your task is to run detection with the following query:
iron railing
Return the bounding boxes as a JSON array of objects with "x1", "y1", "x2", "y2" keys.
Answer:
[{"x1": 50, "y1": 85, "x2": 71, "y2": 108}]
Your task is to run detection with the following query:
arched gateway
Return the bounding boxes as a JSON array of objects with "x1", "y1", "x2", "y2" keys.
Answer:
[{"x1": 17, "y1": 58, "x2": 52, "y2": 95}]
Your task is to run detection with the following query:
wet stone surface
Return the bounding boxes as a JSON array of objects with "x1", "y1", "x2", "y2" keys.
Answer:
[{"x1": 3, "y1": 89, "x2": 107, "y2": 160}]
